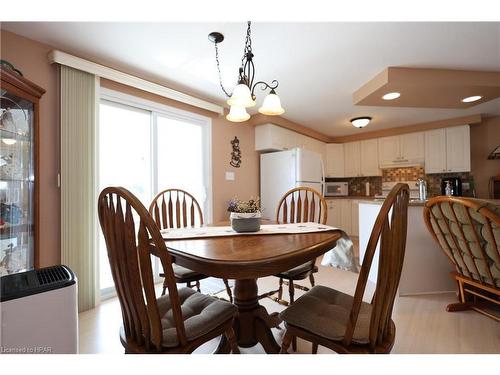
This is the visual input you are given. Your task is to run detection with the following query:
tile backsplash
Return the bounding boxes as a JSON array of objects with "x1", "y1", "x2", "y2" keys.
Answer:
[
  {"x1": 382, "y1": 166, "x2": 425, "y2": 182},
  {"x1": 326, "y1": 166, "x2": 475, "y2": 198},
  {"x1": 426, "y1": 172, "x2": 474, "y2": 197}
]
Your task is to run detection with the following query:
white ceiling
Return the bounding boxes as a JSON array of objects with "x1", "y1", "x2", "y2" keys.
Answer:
[{"x1": 3, "y1": 22, "x2": 500, "y2": 136}]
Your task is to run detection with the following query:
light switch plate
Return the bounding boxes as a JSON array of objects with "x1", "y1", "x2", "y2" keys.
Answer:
[{"x1": 225, "y1": 171, "x2": 235, "y2": 181}]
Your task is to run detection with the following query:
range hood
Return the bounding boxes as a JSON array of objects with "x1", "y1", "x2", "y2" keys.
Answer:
[{"x1": 379, "y1": 160, "x2": 424, "y2": 169}]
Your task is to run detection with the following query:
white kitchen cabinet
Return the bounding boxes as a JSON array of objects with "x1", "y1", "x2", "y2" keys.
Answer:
[
  {"x1": 255, "y1": 124, "x2": 299, "y2": 151},
  {"x1": 445, "y1": 125, "x2": 471, "y2": 173},
  {"x1": 327, "y1": 198, "x2": 362, "y2": 236},
  {"x1": 325, "y1": 143, "x2": 345, "y2": 177},
  {"x1": 360, "y1": 139, "x2": 381, "y2": 176},
  {"x1": 340, "y1": 199, "x2": 352, "y2": 234},
  {"x1": 327, "y1": 199, "x2": 342, "y2": 228},
  {"x1": 378, "y1": 136, "x2": 400, "y2": 166},
  {"x1": 344, "y1": 140, "x2": 380, "y2": 177},
  {"x1": 255, "y1": 124, "x2": 288, "y2": 151},
  {"x1": 344, "y1": 141, "x2": 361, "y2": 177},
  {"x1": 306, "y1": 136, "x2": 327, "y2": 164},
  {"x1": 425, "y1": 125, "x2": 470, "y2": 173},
  {"x1": 255, "y1": 124, "x2": 327, "y2": 163},
  {"x1": 424, "y1": 128, "x2": 447, "y2": 173},
  {"x1": 351, "y1": 200, "x2": 360, "y2": 236},
  {"x1": 400, "y1": 132, "x2": 425, "y2": 163},
  {"x1": 378, "y1": 133, "x2": 424, "y2": 167},
  {"x1": 282, "y1": 128, "x2": 298, "y2": 150}
]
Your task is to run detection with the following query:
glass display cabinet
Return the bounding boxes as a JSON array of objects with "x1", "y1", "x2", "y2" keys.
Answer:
[{"x1": 0, "y1": 66, "x2": 45, "y2": 275}]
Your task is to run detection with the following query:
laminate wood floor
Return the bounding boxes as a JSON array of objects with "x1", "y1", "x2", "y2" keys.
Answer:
[{"x1": 79, "y1": 260, "x2": 500, "y2": 354}]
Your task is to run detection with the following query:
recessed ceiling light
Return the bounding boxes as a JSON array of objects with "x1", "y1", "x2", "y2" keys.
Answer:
[
  {"x1": 350, "y1": 117, "x2": 372, "y2": 128},
  {"x1": 382, "y1": 92, "x2": 401, "y2": 100},
  {"x1": 461, "y1": 95, "x2": 482, "y2": 103}
]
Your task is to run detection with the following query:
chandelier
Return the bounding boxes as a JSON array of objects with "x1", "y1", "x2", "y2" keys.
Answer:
[{"x1": 209, "y1": 21, "x2": 285, "y2": 122}]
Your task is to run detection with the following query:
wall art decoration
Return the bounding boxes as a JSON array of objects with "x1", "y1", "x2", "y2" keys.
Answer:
[{"x1": 230, "y1": 136, "x2": 241, "y2": 168}]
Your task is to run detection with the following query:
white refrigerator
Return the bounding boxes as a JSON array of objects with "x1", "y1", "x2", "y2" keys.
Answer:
[{"x1": 260, "y1": 148, "x2": 324, "y2": 220}]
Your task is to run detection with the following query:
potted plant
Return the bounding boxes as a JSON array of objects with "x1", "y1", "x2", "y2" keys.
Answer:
[{"x1": 227, "y1": 197, "x2": 261, "y2": 233}]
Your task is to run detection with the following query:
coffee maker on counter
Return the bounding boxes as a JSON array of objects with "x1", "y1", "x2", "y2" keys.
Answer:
[{"x1": 441, "y1": 177, "x2": 462, "y2": 196}]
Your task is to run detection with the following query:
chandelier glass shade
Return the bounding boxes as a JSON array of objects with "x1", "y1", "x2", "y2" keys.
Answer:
[
  {"x1": 258, "y1": 89, "x2": 285, "y2": 115},
  {"x1": 209, "y1": 21, "x2": 284, "y2": 122},
  {"x1": 227, "y1": 83, "x2": 256, "y2": 108},
  {"x1": 226, "y1": 104, "x2": 251, "y2": 122}
]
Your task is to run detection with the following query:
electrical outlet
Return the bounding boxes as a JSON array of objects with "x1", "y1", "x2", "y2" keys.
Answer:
[{"x1": 225, "y1": 171, "x2": 235, "y2": 181}]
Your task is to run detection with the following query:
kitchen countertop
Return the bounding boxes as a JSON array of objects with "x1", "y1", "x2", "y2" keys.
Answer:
[
  {"x1": 359, "y1": 199, "x2": 427, "y2": 206},
  {"x1": 325, "y1": 196, "x2": 377, "y2": 200}
]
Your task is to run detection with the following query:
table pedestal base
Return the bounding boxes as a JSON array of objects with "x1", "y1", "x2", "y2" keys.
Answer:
[{"x1": 232, "y1": 279, "x2": 282, "y2": 353}]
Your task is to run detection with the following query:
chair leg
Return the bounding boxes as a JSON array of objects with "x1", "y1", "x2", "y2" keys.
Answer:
[
  {"x1": 288, "y1": 281, "x2": 297, "y2": 352},
  {"x1": 196, "y1": 280, "x2": 201, "y2": 293},
  {"x1": 277, "y1": 278, "x2": 284, "y2": 301},
  {"x1": 309, "y1": 273, "x2": 315, "y2": 287},
  {"x1": 280, "y1": 330, "x2": 293, "y2": 354},
  {"x1": 225, "y1": 326, "x2": 240, "y2": 354},
  {"x1": 223, "y1": 279, "x2": 233, "y2": 303},
  {"x1": 312, "y1": 342, "x2": 318, "y2": 354},
  {"x1": 161, "y1": 278, "x2": 168, "y2": 296}
]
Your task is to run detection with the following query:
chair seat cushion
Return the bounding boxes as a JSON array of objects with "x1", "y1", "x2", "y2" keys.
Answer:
[
  {"x1": 172, "y1": 264, "x2": 204, "y2": 280},
  {"x1": 157, "y1": 287, "x2": 237, "y2": 348},
  {"x1": 277, "y1": 261, "x2": 317, "y2": 278},
  {"x1": 279, "y1": 285, "x2": 372, "y2": 344}
]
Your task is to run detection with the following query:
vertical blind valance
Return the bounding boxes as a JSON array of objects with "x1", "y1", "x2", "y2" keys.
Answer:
[{"x1": 60, "y1": 65, "x2": 98, "y2": 312}]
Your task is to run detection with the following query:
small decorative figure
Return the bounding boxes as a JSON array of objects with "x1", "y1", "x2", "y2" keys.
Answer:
[
  {"x1": 0, "y1": 243, "x2": 18, "y2": 275},
  {"x1": 230, "y1": 136, "x2": 242, "y2": 168}
]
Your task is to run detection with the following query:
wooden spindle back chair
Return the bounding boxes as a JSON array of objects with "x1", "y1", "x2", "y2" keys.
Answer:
[
  {"x1": 276, "y1": 186, "x2": 328, "y2": 225},
  {"x1": 423, "y1": 197, "x2": 500, "y2": 321},
  {"x1": 98, "y1": 187, "x2": 238, "y2": 353},
  {"x1": 272, "y1": 187, "x2": 328, "y2": 351},
  {"x1": 280, "y1": 183, "x2": 410, "y2": 354},
  {"x1": 150, "y1": 189, "x2": 204, "y2": 230},
  {"x1": 261, "y1": 187, "x2": 328, "y2": 315},
  {"x1": 149, "y1": 188, "x2": 233, "y2": 302},
  {"x1": 98, "y1": 187, "x2": 186, "y2": 352}
]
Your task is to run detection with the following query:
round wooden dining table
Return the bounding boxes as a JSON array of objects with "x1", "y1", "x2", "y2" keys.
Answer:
[{"x1": 164, "y1": 225, "x2": 343, "y2": 353}]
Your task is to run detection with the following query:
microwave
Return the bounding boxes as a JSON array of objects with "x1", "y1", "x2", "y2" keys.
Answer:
[{"x1": 325, "y1": 182, "x2": 349, "y2": 197}]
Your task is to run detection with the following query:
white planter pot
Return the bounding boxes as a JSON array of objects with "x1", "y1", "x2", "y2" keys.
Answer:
[{"x1": 230, "y1": 212, "x2": 262, "y2": 232}]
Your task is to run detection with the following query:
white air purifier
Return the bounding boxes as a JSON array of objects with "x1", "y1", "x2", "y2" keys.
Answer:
[{"x1": 0, "y1": 265, "x2": 78, "y2": 354}]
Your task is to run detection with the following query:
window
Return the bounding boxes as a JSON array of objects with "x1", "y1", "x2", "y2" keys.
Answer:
[{"x1": 98, "y1": 89, "x2": 211, "y2": 298}]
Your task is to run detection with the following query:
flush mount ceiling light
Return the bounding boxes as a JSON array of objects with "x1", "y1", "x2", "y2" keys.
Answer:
[
  {"x1": 461, "y1": 95, "x2": 482, "y2": 103},
  {"x1": 382, "y1": 92, "x2": 401, "y2": 100},
  {"x1": 350, "y1": 116, "x2": 372, "y2": 128},
  {"x1": 209, "y1": 21, "x2": 284, "y2": 122}
]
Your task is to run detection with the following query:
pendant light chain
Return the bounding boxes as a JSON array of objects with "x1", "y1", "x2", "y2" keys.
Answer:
[
  {"x1": 241, "y1": 21, "x2": 252, "y2": 67},
  {"x1": 214, "y1": 41, "x2": 232, "y2": 98}
]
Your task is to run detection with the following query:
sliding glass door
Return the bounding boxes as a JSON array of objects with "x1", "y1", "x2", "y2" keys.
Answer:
[
  {"x1": 98, "y1": 92, "x2": 211, "y2": 297},
  {"x1": 156, "y1": 115, "x2": 208, "y2": 209}
]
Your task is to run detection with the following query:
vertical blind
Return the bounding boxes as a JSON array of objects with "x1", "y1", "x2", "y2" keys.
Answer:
[{"x1": 60, "y1": 65, "x2": 98, "y2": 312}]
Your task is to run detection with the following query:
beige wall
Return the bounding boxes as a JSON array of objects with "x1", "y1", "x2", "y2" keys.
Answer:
[
  {"x1": 470, "y1": 116, "x2": 500, "y2": 198},
  {"x1": 1, "y1": 30, "x2": 60, "y2": 267}
]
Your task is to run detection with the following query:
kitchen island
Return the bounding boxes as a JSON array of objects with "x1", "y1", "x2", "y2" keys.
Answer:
[{"x1": 359, "y1": 200, "x2": 457, "y2": 295}]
